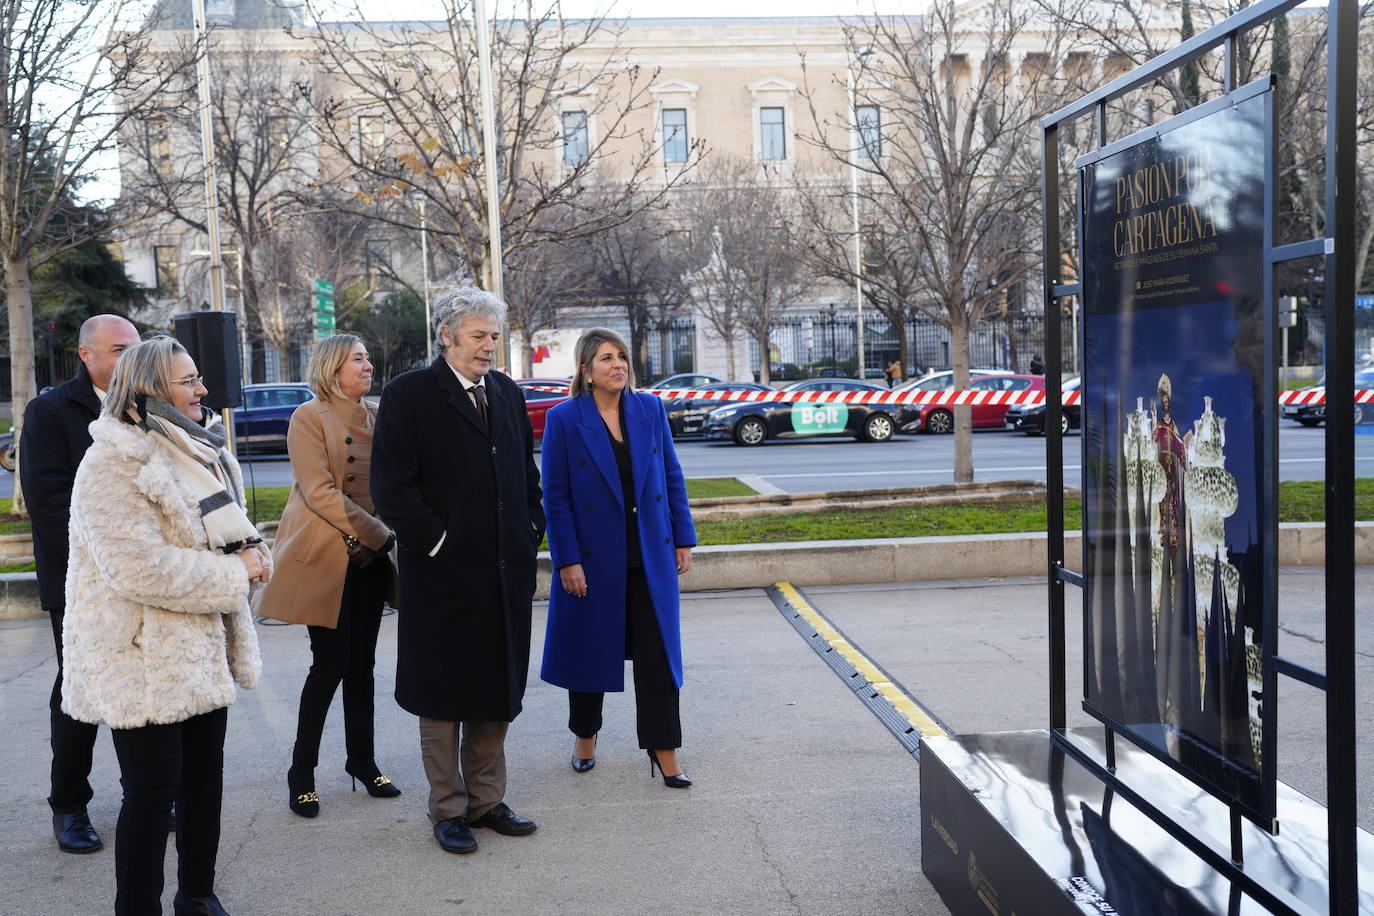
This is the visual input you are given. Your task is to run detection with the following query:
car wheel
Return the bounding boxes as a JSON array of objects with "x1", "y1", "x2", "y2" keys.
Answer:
[
  {"x1": 1357, "y1": 404, "x2": 1366, "y2": 425},
  {"x1": 734, "y1": 416, "x2": 767, "y2": 446},
  {"x1": 925, "y1": 409, "x2": 954, "y2": 434},
  {"x1": 863, "y1": 413, "x2": 894, "y2": 442},
  {"x1": 1061, "y1": 413, "x2": 1071, "y2": 436},
  {"x1": 0, "y1": 442, "x2": 14, "y2": 473}
]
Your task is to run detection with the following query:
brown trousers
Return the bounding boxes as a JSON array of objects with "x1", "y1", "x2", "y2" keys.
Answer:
[{"x1": 417, "y1": 718, "x2": 508, "y2": 824}]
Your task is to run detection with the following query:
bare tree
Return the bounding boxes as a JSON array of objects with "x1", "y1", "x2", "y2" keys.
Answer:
[
  {"x1": 678, "y1": 157, "x2": 806, "y2": 385},
  {"x1": 294, "y1": 0, "x2": 704, "y2": 304},
  {"x1": 794, "y1": 188, "x2": 924, "y2": 376},
  {"x1": 0, "y1": 0, "x2": 193, "y2": 510},
  {"x1": 591, "y1": 204, "x2": 693, "y2": 380},
  {"x1": 504, "y1": 233, "x2": 598, "y2": 376},
  {"x1": 799, "y1": 0, "x2": 1078, "y2": 482},
  {"x1": 121, "y1": 25, "x2": 326, "y2": 367}
]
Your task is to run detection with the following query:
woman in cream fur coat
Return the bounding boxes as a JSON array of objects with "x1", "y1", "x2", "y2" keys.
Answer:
[{"x1": 64, "y1": 336, "x2": 269, "y2": 916}]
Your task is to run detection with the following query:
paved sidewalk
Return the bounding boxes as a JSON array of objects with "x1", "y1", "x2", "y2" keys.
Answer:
[{"x1": 0, "y1": 570, "x2": 1368, "y2": 914}]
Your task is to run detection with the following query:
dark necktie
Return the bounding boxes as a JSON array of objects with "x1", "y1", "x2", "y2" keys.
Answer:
[{"x1": 472, "y1": 384, "x2": 489, "y2": 428}]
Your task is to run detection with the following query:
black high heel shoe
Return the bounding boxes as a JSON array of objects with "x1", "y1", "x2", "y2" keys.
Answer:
[
  {"x1": 646, "y1": 749, "x2": 692, "y2": 789},
  {"x1": 287, "y1": 768, "x2": 319, "y2": 818},
  {"x1": 345, "y1": 761, "x2": 402, "y2": 798},
  {"x1": 571, "y1": 735, "x2": 597, "y2": 773}
]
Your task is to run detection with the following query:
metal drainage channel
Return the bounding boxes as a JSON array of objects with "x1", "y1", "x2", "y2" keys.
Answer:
[{"x1": 766, "y1": 582, "x2": 952, "y2": 757}]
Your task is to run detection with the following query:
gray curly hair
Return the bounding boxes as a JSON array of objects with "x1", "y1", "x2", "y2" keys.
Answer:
[{"x1": 433, "y1": 285, "x2": 508, "y2": 353}]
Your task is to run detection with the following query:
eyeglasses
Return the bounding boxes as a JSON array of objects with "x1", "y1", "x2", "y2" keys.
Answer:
[{"x1": 172, "y1": 375, "x2": 204, "y2": 390}]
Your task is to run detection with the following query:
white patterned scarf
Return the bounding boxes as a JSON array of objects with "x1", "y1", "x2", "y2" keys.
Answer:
[{"x1": 129, "y1": 397, "x2": 262, "y2": 554}]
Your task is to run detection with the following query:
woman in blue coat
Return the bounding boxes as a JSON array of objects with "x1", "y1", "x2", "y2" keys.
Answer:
[{"x1": 541, "y1": 328, "x2": 697, "y2": 787}]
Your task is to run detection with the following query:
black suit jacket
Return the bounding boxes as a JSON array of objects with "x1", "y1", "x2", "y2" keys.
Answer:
[
  {"x1": 19, "y1": 365, "x2": 102, "y2": 610},
  {"x1": 370, "y1": 359, "x2": 545, "y2": 722}
]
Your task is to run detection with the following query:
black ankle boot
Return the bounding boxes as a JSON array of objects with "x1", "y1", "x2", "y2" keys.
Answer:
[
  {"x1": 173, "y1": 890, "x2": 229, "y2": 915},
  {"x1": 287, "y1": 768, "x2": 319, "y2": 818}
]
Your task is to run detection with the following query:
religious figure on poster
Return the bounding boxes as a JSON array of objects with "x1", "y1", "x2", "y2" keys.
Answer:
[{"x1": 1118, "y1": 380, "x2": 1260, "y2": 764}]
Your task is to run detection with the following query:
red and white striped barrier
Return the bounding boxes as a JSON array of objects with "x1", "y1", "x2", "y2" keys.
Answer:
[
  {"x1": 523, "y1": 384, "x2": 1370, "y2": 407},
  {"x1": 527, "y1": 385, "x2": 1080, "y2": 406}
]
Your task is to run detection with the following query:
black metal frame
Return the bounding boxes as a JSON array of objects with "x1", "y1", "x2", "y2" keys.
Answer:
[{"x1": 1039, "y1": 0, "x2": 1358, "y2": 912}]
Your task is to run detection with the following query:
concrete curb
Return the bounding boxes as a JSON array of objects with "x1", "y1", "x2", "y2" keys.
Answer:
[{"x1": 2, "y1": 522, "x2": 1357, "y2": 621}]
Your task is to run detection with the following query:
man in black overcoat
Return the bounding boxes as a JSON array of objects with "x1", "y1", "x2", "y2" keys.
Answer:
[
  {"x1": 370, "y1": 287, "x2": 545, "y2": 855},
  {"x1": 20, "y1": 314, "x2": 140, "y2": 854}
]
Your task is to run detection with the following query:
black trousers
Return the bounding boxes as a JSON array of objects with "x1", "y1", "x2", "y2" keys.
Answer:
[
  {"x1": 569, "y1": 566, "x2": 681, "y2": 749},
  {"x1": 46, "y1": 606, "x2": 99, "y2": 815},
  {"x1": 110, "y1": 706, "x2": 228, "y2": 915},
  {"x1": 291, "y1": 560, "x2": 389, "y2": 775}
]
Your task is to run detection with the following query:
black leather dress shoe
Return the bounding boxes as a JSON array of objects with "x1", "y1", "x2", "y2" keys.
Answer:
[
  {"x1": 434, "y1": 816, "x2": 478, "y2": 854},
  {"x1": 52, "y1": 812, "x2": 102, "y2": 854},
  {"x1": 471, "y1": 802, "x2": 537, "y2": 836},
  {"x1": 172, "y1": 890, "x2": 229, "y2": 915}
]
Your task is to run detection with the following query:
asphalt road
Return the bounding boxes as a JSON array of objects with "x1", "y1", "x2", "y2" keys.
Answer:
[{"x1": 3, "y1": 423, "x2": 1370, "y2": 498}]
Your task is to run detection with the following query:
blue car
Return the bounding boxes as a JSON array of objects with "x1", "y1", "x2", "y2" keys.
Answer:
[{"x1": 234, "y1": 383, "x2": 315, "y2": 452}]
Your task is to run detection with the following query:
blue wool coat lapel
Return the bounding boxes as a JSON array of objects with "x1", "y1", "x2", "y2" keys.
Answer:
[
  {"x1": 576, "y1": 393, "x2": 623, "y2": 506},
  {"x1": 624, "y1": 391, "x2": 655, "y2": 505}
]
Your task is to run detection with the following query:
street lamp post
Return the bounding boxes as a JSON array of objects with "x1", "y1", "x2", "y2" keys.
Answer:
[
  {"x1": 417, "y1": 196, "x2": 433, "y2": 362},
  {"x1": 827, "y1": 304, "x2": 838, "y2": 369},
  {"x1": 472, "y1": 0, "x2": 509, "y2": 370},
  {"x1": 847, "y1": 49, "x2": 872, "y2": 380}
]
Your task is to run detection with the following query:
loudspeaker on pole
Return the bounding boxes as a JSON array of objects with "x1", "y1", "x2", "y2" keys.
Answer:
[{"x1": 173, "y1": 311, "x2": 243, "y2": 410}]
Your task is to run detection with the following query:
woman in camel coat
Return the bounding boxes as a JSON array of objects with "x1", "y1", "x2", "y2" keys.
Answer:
[
  {"x1": 255, "y1": 334, "x2": 398, "y2": 818},
  {"x1": 64, "y1": 336, "x2": 268, "y2": 915}
]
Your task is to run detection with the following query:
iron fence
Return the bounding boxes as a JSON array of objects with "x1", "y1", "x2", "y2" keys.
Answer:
[{"x1": 750, "y1": 312, "x2": 1059, "y2": 380}]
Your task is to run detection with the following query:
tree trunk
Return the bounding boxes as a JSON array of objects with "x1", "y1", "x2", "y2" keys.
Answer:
[
  {"x1": 756, "y1": 326, "x2": 771, "y2": 385},
  {"x1": 894, "y1": 314, "x2": 911, "y2": 381},
  {"x1": 725, "y1": 335, "x2": 737, "y2": 381},
  {"x1": 519, "y1": 331, "x2": 533, "y2": 378},
  {"x1": 5, "y1": 253, "x2": 38, "y2": 516},
  {"x1": 950, "y1": 316, "x2": 973, "y2": 484}
]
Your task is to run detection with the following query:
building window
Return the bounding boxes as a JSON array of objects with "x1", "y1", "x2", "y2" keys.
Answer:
[
  {"x1": 662, "y1": 108, "x2": 688, "y2": 163},
  {"x1": 147, "y1": 119, "x2": 172, "y2": 176},
  {"x1": 358, "y1": 116, "x2": 385, "y2": 162},
  {"x1": 562, "y1": 110, "x2": 589, "y2": 166},
  {"x1": 759, "y1": 107, "x2": 786, "y2": 161},
  {"x1": 856, "y1": 104, "x2": 881, "y2": 159},
  {"x1": 153, "y1": 246, "x2": 179, "y2": 297}
]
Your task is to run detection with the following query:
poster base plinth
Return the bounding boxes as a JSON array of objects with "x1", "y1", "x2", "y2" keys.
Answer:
[{"x1": 920, "y1": 728, "x2": 1374, "y2": 915}]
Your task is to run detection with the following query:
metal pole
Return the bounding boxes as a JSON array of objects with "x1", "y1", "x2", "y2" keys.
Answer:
[
  {"x1": 472, "y1": 0, "x2": 508, "y2": 369},
  {"x1": 1325, "y1": 0, "x2": 1358, "y2": 909},
  {"x1": 848, "y1": 67, "x2": 866, "y2": 380},
  {"x1": 420, "y1": 198, "x2": 433, "y2": 362},
  {"x1": 192, "y1": 0, "x2": 225, "y2": 314},
  {"x1": 1042, "y1": 122, "x2": 1066, "y2": 733},
  {"x1": 1281, "y1": 324, "x2": 1288, "y2": 388},
  {"x1": 191, "y1": 0, "x2": 235, "y2": 449}
]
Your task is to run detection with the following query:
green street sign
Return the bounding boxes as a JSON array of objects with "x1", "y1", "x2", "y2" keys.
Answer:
[{"x1": 313, "y1": 278, "x2": 335, "y2": 297}]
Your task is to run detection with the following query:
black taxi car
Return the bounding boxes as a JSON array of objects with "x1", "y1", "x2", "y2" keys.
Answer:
[
  {"x1": 1282, "y1": 368, "x2": 1374, "y2": 426},
  {"x1": 663, "y1": 381, "x2": 773, "y2": 436},
  {"x1": 701, "y1": 378, "x2": 898, "y2": 446}
]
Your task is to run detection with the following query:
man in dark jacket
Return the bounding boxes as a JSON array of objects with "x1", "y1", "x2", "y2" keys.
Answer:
[
  {"x1": 20, "y1": 314, "x2": 139, "y2": 854},
  {"x1": 371, "y1": 287, "x2": 545, "y2": 856}
]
